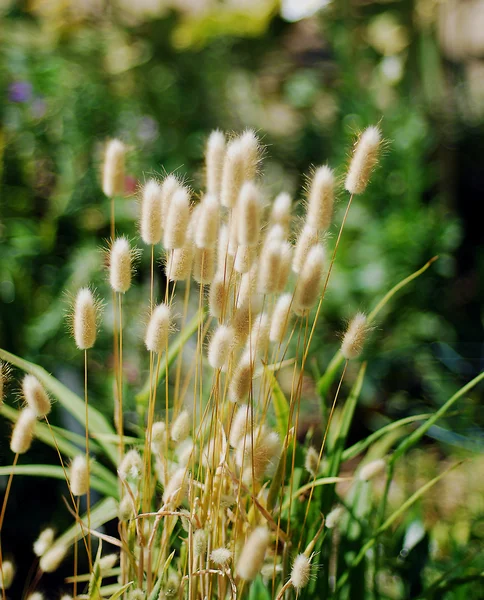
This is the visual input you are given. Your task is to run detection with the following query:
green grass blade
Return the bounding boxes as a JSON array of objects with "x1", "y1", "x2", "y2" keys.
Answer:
[
  {"x1": 0, "y1": 348, "x2": 117, "y2": 465},
  {"x1": 265, "y1": 369, "x2": 289, "y2": 438},
  {"x1": 107, "y1": 582, "x2": 134, "y2": 599},
  {"x1": 317, "y1": 257, "x2": 438, "y2": 400}
]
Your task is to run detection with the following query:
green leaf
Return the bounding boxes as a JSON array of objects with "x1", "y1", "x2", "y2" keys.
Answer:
[
  {"x1": 88, "y1": 541, "x2": 103, "y2": 600},
  {"x1": 248, "y1": 575, "x2": 271, "y2": 600},
  {"x1": 265, "y1": 369, "x2": 289, "y2": 438},
  {"x1": 107, "y1": 582, "x2": 134, "y2": 600},
  {"x1": 0, "y1": 348, "x2": 117, "y2": 465}
]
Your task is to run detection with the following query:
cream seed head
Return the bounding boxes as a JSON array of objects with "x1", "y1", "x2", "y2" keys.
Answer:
[
  {"x1": 234, "y1": 245, "x2": 254, "y2": 274},
  {"x1": 232, "y1": 305, "x2": 252, "y2": 348},
  {"x1": 34, "y1": 528, "x2": 55, "y2": 557},
  {"x1": 236, "y1": 527, "x2": 270, "y2": 581},
  {"x1": 109, "y1": 237, "x2": 133, "y2": 293},
  {"x1": 118, "y1": 495, "x2": 134, "y2": 522},
  {"x1": 239, "y1": 129, "x2": 260, "y2": 180},
  {"x1": 140, "y1": 179, "x2": 163, "y2": 245},
  {"x1": 293, "y1": 244, "x2": 325, "y2": 315},
  {"x1": 206, "y1": 130, "x2": 226, "y2": 198},
  {"x1": 0, "y1": 560, "x2": 14, "y2": 589},
  {"x1": 276, "y1": 242, "x2": 293, "y2": 292},
  {"x1": 307, "y1": 165, "x2": 335, "y2": 231},
  {"x1": 119, "y1": 448, "x2": 143, "y2": 480},
  {"x1": 193, "y1": 529, "x2": 208, "y2": 558},
  {"x1": 221, "y1": 138, "x2": 246, "y2": 209},
  {"x1": 163, "y1": 187, "x2": 190, "y2": 250},
  {"x1": 10, "y1": 407, "x2": 36, "y2": 454},
  {"x1": 341, "y1": 312, "x2": 368, "y2": 359},
  {"x1": 325, "y1": 505, "x2": 345, "y2": 529},
  {"x1": 151, "y1": 421, "x2": 167, "y2": 454},
  {"x1": 208, "y1": 325, "x2": 234, "y2": 369},
  {"x1": 22, "y1": 374, "x2": 51, "y2": 417},
  {"x1": 229, "y1": 404, "x2": 250, "y2": 448},
  {"x1": 208, "y1": 274, "x2": 229, "y2": 319},
  {"x1": 258, "y1": 238, "x2": 282, "y2": 295},
  {"x1": 73, "y1": 287, "x2": 99, "y2": 350},
  {"x1": 304, "y1": 446, "x2": 319, "y2": 477},
  {"x1": 228, "y1": 355, "x2": 252, "y2": 403},
  {"x1": 237, "y1": 264, "x2": 263, "y2": 313},
  {"x1": 291, "y1": 554, "x2": 311, "y2": 590},
  {"x1": 217, "y1": 224, "x2": 235, "y2": 274},
  {"x1": 236, "y1": 426, "x2": 280, "y2": 480},
  {"x1": 193, "y1": 247, "x2": 216, "y2": 285},
  {"x1": 102, "y1": 139, "x2": 125, "y2": 198},
  {"x1": 247, "y1": 313, "x2": 270, "y2": 359},
  {"x1": 171, "y1": 410, "x2": 191, "y2": 442},
  {"x1": 165, "y1": 243, "x2": 194, "y2": 282},
  {"x1": 40, "y1": 544, "x2": 67, "y2": 573},
  {"x1": 358, "y1": 458, "x2": 387, "y2": 481},
  {"x1": 160, "y1": 174, "x2": 181, "y2": 222},
  {"x1": 27, "y1": 593, "x2": 44, "y2": 600},
  {"x1": 175, "y1": 438, "x2": 195, "y2": 466},
  {"x1": 70, "y1": 455, "x2": 89, "y2": 496},
  {"x1": 163, "y1": 467, "x2": 188, "y2": 505},
  {"x1": 237, "y1": 181, "x2": 261, "y2": 247},
  {"x1": 145, "y1": 303, "x2": 171, "y2": 354},
  {"x1": 270, "y1": 293, "x2": 293, "y2": 344},
  {"x1": 99, "y1": 553, "x2": 119, "y2": 571},
  {"x1": 292, "y1": 224, "x2": 319, "y2": 274},
  {"x1": 195, "y1": 194, "x2": 220, "y2": 249},
  {"x1": 345, "y1": 125, "x2": 381, "y2": 194},
  {"x1": 270, "y1": 192, "x2": 292, "y2": 232},
  {"x1": 211, "y1": 547, "x2": 231, "y2": 566}
]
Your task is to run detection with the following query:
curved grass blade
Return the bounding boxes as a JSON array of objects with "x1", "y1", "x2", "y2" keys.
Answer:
[{"x1": 265, "y1": 368, "x2": 289, "y2": 438}]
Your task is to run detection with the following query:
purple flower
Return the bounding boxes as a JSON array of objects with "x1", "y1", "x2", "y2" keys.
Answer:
[{"x1": 8, "y1": 81, "x2": 33, "y2": 103}]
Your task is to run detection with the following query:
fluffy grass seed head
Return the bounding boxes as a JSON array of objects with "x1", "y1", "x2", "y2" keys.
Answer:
[
  {"x1": 239, "y1": 129, "x2": 260, "y2": 180},
  {"x1": 341, "y1": 312, "x2": 368, "y2": 360},
  {"x1": 221, "y1": 138, "x2": 246, "y2": 209},
  {"x1": 163, "y1": 467, "x2": 188, "y2": 506},
  {"x1": 171, "y1": 409, "x2": 190, "y2": 443},
  {"x1": 307, "y1": 165, "x2": 335, "y2": 231},
  {"x1": 0, "y1": 361, "x2": 10, "y2": 406},
  {"x1": 211, "y1": 547, "x2": 231, "y2": 566},
  {"x1": 247, "y1": 312, "x2": 270, "y2": 359},
  {"x1": 358, "y1": 458, "x2": 387, "y2": 481},
  {"x1": 140, "y1": 179, "x2": 163, "y2": 245},
  {"x1": 193, "y1": 529, "x2": 208, "y2": 558},
  {"x1": 292, "y1": 224, "x2": 319, "y2": 274},
  {"x1": 39, "y1": 544, "x2": 68, "y2": 573},
  {"x1": 109, "y1": 237, "x2": 134, "y2": 293},
  {"x1": 345, "y1": 125, "x2": 381, "y2": 195},
  {"x1": 195, "y1": 194, "x2": 220, "y2": 249},
  {"x1": 270, "y1": 293, "x2": 293, "y2": 344},
  {"x1": 237, "y1": 181, "x2": 261, "y2": 247},
  {"x1": 193, "y1": 247, "x2": 216, "y2": 284},
  {"x1": 234, "y1": 245, "x2": 254, "y2": 275},
  {"x1": 22, "y1": 374, "x2": 51, "y2": 417},
  {"x1": 165, "y1": 243, "x2": 194, "y2": 282},
  {"x1": 208, "y1": 274, "x2": 229, "y2": 319},
  {"x1": 304, "y1": 446, "x2": 320, "y2": 477},
  {"x1": 228, "y1": 354, "x2": 252, "y2": 403},
  {"x1": 119, "y1": 448, "x2": 143, "y2": 480},
  {"x1": 145, "y1": 303, "x2": 171, "y2": 354},
  {"x1": 293, "y1": 244, "x2": 325, "y2": 315},
  {"x1": 208, "y1": 325, "x2": 234, "y2": 369},
  {"x1": 276, "y1": 242, "x2": 292, "y2": 293},
  {"x1": 70, "y1": 455, "x2": 89, "y2": 496},
  {"x1": 27, "y1": 592, "x2": 44, "y2": 600},
  {"x1": 10, "y1": 407, "x2": 36, "y2": 454},
  {"x1": 73, "y1": 287, "x2": 99, "y2": 350},
  {"x1": 229, "y1": 404, "x2": 250, "y2": 448},
  {"x1": 270, "y1": 192, "x2": 292, "y2": 232},
  {"x1": 258, "y1": 238, "x2": 282, "y2": 295},
  {"x1": 291, "y1": 553, "x2": 312, "y2": 590},
  {"x1": 99, "y1": 553, "x2": 119, "y2": 572},
  {"x1": 160, "y1": 174, "x2": 182, "y2": 222},
  {"x1": 102, "y1": 139, "x2": 125, "y2": 198},
  {"x1": 232, "y1": 305, "x2": 252, "y2": 348},
  {"x1": 34, "y1": 528, "x2": 55, "y2": 557},
  {"x1": 325, "y1": 505, "x2": 345, "y2": 529},
  {"x1": 118, "y1": 495, "x2": 135, "y2": 522},
  {"x1": 151, "y1": 421, "x2": 167, "y2": 454},
  {"x1": 164, "y1": 187, "x2": 190, "y2": 250},
  {"x1": 237, "y1": 527, "x2": 270, "y2": 581},
  {"x1": 237, "y1": 264, "x2": 263, "y2": 313},
  {"x1": 0, "y1": 560, "x2": 14, "y2": 589},
  {"x1": 206, "y1": 130, "x2": 226, "y2": 198}
]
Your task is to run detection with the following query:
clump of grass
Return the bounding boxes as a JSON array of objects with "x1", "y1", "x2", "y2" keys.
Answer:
[{"x1": 0, "y1": 125, "x2": 481, "y2": 600}]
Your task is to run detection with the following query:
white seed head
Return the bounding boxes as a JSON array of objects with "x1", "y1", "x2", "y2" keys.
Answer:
[
  {"x1": 73, "y1": 288, "x2": 98, "y2": 350},
  {"x1": 163, "y1": 187, "x2": 190, "y2": 250},
  {"x1": 236, "y1": 527, "x2": 270, "y2": 581},
  {"x1": 208, "y1": 274, "x2": 229, "y2": 319},
  {"x1": 208, "y1": 325, "x2": 234, "y2": 369},
  {"x1": 40, "y1": 544, "x2": 67, "y2": 573},
  {"x1": 119, "y1": 449, "x2": 143, "y2": 480},
  {"x1": 276, "y1": 242, "x2": 293, "y2": 293},
  {"x1": 70, "y1": 455, "x2": 89, "y2": 496},
  {"x1": 151, "y1": 421, "x2": 167, "y2": 454},
  {"x1": 34, "y1": 527, "x2": 55, "y2": 557},
  {"x1": 258, "y1": 239, "x2": 282, "y2": 295},
  {"x1": 145, "y1": 303, "x2": 171, "y2": 354},
  {"x1": 165, "y1": 243, "x2": 194, "y2": 282},
  {"x1": 229, "y1": 404, "x2": 250, "y2": 448},
  {"x1": 26, "y1": 592, "x2": 44, "y2": 600},
  {"x1": 232, "y1": 305, "x2": 252, "y2": 348},
  {"x1": 171, "y1": 410, "x2": 191, "y2": 443},
  {"x1": 307, "y1": 165, "x2": 335, "y2": 231},
  {"x1": 270, "y1": 293, "x2": 292, "y2": 344},
  {"x1": 193, "y1": 529, "x2": 208, "y2": 558},
  {"x1": 270, "y1": 192, "x2": 292, "y2": 232},
  {"x1": 118, "y1": 495, "x2": 135, "y2": 522},
  {"x1": 221, "y1": 139, "x2": 246, "y2": 209},
  {"x1": 60, "y1": 596, "x2": 73, "y2": 600},
  {"x1": 217, "y1": 224, "x2": 235, "y2": 274},
  {"x1": 358, "y1": 458, "x2": 386, "y2": 481},
  {"x1": 228, "y1": 355, "x2": 252, "y2": 403},
  {"x1": 291, "y1": 554, "x2": 311, "y2": 590},
  {"x1": 175, "y1": 438, "x2": 195, "y2": 466},
  {"x1": 236, "y1": 426, "x2": 280, "y2": 480},
  {"x1": 237, "y1": 182, "x2": 261, "y2": 247},
  {"x1": 163, "y1": 467, "x2": 188, "y2": 505},
  {"x1": 293, "y1": 244, "x2": 325, "y2": 315},
  {"x1": 304, "y1": 446, "x2": 319, "y2": 477},
  {"x1": 239, "y1": 129, "x2": 260, "y2": 180},
  {"x1": 99, "y1": 553, "x2": 118, "y2": 572},
  {"x1": 206, "y1": 130, "x2": 226, "y2": 198},
  {"x1": 325, "y1": 505, "x2": 345, "y2": 529},
  {"x1": 211, "y1": 547, "x2": 231, "y2": 566},
  {"x1": 292, "y1": 224, "x2": 319, "y2": 274},
  {"x1": 102, "y1": 139, "x2": 125, "y2": 198},
  {"x1": 345, "y1": 126, "x2": 381, "y2": 194},
  {"x1": 234, "y1": 245, "x2": 254, "y2": 274},
  {"x1": 195, "y1": 195, "x2": 220, "y2": 249},
  {"x1": 341, "y1": 312, "x2": 368, "y2": 360},
  {"x1": 160, "y1": 174, "x2": 182, "y2": 223},
  {"x1": 140, "y1": 179, "x2": 163, "y2": 245},
  {"x1": 237, "y1": 264, "x2": 263, "y2": 313},
  {"x1": 22, "y1": 374, "x2": 51, "y2": 417},
  {"x1": 246, "y1": 312, "x2": 270, "y2": 360},
  {"x1": 0, "y1": 560, "x2": 14, "y2": 589},
  {"x1": 10, "y1": 407, "x2": 36, "y2": 454},
  {"x1": 193, "y1": 247, "x2": 216, "y2": 285},
  {"x1": 109, "y1": 237, "x2": 133, "y2": 293}
]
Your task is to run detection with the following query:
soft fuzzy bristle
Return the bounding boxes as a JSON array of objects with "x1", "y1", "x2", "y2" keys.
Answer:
[
  {"x1": 358, "y1": 458, "x2": 386, "y2": 481},
  {"x1": 232, "y1": 305, "x2": 253, "y2": 349},
  {"x1": 246, "y1": 313, "x2": 270, "y2": 360},
  {"x1": 270, "y1": 293, "x2": 293, "y2": 344},
  {"x1": 239, "y1": 129, "x2": 260, "y2": 180},
  {"x1": 10, "y1": 407, "x2": 36, "y2": 454},
  {"x1": 193, "y1": 529, "x2": 208, "y2": 558},
  {"x1": 109, "y1": 237, "x2": 133, "y2": 293},
  {"x1": 195, "y1": 194, "x2": 220, "y2": 249},
  {"x1": 341, "y1": 312, "x2": 368, "y2": 359},
  {"x1": 119, "y1": 448, "x2": 143, "y2": 480},
  {"x1": 163, "y1": 187, "x2": 190, "y2": 250},
  {"x1": 193, "y1": 247, "x2": 216, "y2": 284},
  {"x1": 276, "y1": 242, "x2": 292, "y2": 292},
  {"x1": 33, "y1": 528, "x2": 55, "y2": 558},
  {"x1": 160, "y1": 174, "x2": 181, "y2": 222},
  {"x1": 22, "y1": 374, "x2": 51, "y2": 417},
  {"x1": 228, "y1": 356, "x2": 252, "y2": 403},
  {"x1": 0, "y1": 560, "x2": 14, "y2": 590},
  {"x1": 236, "y1": 426, "x2": 280, "y2": 480},
  {"x1": 217, "y1": 224, "x2": 235, "y2": 275},
  {"x1": 293, "y1": 244, "x2": 325, "y2": 315},
  {"x1": 270, "y1": 192, "x2": 292, "y2": 232},
  {"x1": 208, "y1": 274, "x2": 229, "y2": 319},
  {"x1": 70, "y1": 455, "x2": 89, "y2": 496},
  {"x1": 292, "y1": 225, "x2": 319, "y2": 274},
  {"x1": 307, "y1": 165, "x2": 335, "y2": 231},
  {"x1": 73, "y1": 288, "x2": 98, "y2": 350},
  {"x1": 171, "y1": 410, "x2": 190, "y2": 443},
  {"x1": 26, "y1": 592, "x2": 44, "y2": 600},
  {"x1": 237, "y1": 264, "x2": 263, "y2": 313},
  {"x1": 234, "y1": 245, "x2": 254, "y2": 275},
  {"x1": 0, "y1": 361, "x2": 8, "y2": 406},
  {"x1": 163, "y1": 467, "x2": 188, "y2": 506},
  {"x1": 39, "y1": 544, "x2": 67, "y2": 573},
  {"x1": 102, "y1": 139, "x2": 126, "y2": 198},
  {"x1": 206, "y1": 130, "x2": 226, "y2": 198},
  {"x1": 236, "y1": 527, "x2": 270, "y2": 581},
  {"x1": 325, "y1": 505, "x2": 345, "y2": 529},
  {"x1": 345, "y1": 126, "x2": 381, "y2": 194},
  {"x1": 211, "y1": 547, "x2": 231, "y2": 566},
  {"x1": 145, "y1": 303, "x2": 171, "y2": 354},
  {"x1": 304, "y1": 446, "x2": 319, "y2": 477},
  {"x1": 229, "y1": 404, "x2": 250, "y2": 448},
  {"x1": 291, "y1": 554, "x2": 311, "y2": 590},
  {"x1": 220, "y1": 139, "x2": 246, "y2": 209},
  {"x1": 140, "y1": 179, "x2": 163, "y2": 245},
  {"x1": 99, "y1": 553, "x2": 119, "y2": 572},
  {"x1": 208, "y1": 325, "x2": 234, "y2": 369},
  {"x1": 237, "y1": 182, "x2": 261, "y2": 247},
  {"x1": 258, "y1": 239, "x2": 282, "y2": 295},
  {"x1": 151, "y1": 421, "x2": 167, "y2": 454},
  {"x1": 165, "y1": 243, "x2": 194, "y2": 282}
]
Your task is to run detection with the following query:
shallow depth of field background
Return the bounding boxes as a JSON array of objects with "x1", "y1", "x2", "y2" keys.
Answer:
[{"x1": 1, "y1": 0, "x2": 483, "y2": 597}]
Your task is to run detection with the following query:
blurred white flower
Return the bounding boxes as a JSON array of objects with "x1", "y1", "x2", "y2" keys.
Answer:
[{"x1": 281, "y1": 0, "x2": 330, "y2": 23}]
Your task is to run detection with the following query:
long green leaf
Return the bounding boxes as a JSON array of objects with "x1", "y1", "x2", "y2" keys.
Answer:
[
  {"x1": 108, "y1": 582, "x2": 134, "y2": 600},
  {"x1": 266, "y1": 369, "x2": 289, "y2": 438},
  {"x1": 0, "y1": 348, "x2": 117, "y2": 465},
  {"x1": 136, "y1": 308, "x2": 205, "y2": 404},
  {"x1": 317, "y1": 257, "x2": 438, "y2": 400},
  {"x1": 0, "y1": 464, "x2": 116, "y2": 498}
]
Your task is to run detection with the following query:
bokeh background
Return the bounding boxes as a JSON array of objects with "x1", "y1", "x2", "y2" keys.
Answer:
[{"x1": 1, "y1": 0, "x2": 483, "y2": 597}]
